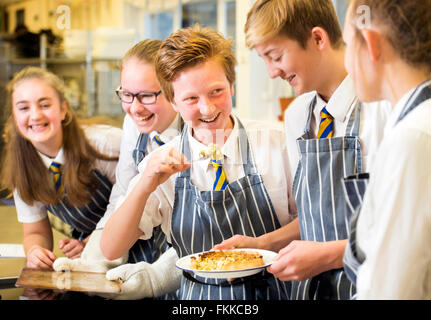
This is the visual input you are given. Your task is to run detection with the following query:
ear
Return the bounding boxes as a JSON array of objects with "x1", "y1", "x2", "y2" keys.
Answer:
[
  {"x1": 310, "y1": 27, "x2": 330, "y2": 51},
  {"x1": 361, "y1": 29, "x2": 381, "y2": 62},
  {"x1": 230, "y1": 84, "x2": 235, "y2": 97},
  {"x1": 60, "y1": 101, "x2": 68, "y2": 121},
  {"x1": 170, "y1": 101, "x2": 179, "y2": 113}
]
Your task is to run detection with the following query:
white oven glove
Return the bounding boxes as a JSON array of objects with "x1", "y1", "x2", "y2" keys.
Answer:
[
  {"x1": 105, "y1": 247, "x2": 181, "y2": 300},
  {"x1": 53, "y1": 228, "x2": 128, "y2": 273}
]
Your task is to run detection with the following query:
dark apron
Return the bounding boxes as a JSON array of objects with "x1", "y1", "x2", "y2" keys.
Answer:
[
  {"x1": 342, "y1": 79, "x2": 431, "y2": 291},
  {"x1": 45, "y1": 169, "x2": 112, "y2": 241},
  {"x1": 291, "y1": 96, "x2": 362, "y2": 299},
  {"x1": 170, "y1": 118, "x2": 290, "y2": 300}
]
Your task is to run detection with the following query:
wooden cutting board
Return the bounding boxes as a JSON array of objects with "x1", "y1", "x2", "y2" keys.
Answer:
[{"x1": 16, "y1": 268, "x2": 121, "y2": 294}]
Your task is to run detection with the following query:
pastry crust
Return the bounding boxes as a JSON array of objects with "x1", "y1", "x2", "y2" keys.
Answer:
[{"x1": 190, "y1": 250, "x2": 264, "y2": 271}]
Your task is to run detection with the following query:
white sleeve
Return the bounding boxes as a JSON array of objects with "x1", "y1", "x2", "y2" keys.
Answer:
[
  {"x1": 14, "y1": 189, "x2": 47, "y2": 223},
  {"x1": 96, "y1": 116, "x2": 140, "y2": 228},
  {"x1": 113, "y1": 148, "x2": 175, "y2": 242},
  {"x1": 356, "y1": 129, "x2": 431, "y2": 299},
  {"x1": 84, "y1": 124, "x2": 123, "y2": 184}
]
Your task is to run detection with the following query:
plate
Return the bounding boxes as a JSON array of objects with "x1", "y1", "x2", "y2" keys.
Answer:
[{"x1": 175, "y1": 248, "x2": 277, "y2": 279}]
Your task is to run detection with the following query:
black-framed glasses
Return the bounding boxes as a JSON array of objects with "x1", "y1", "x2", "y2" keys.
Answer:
[{"x1": 115, "y1": 86, "x2": 162, "y2": 105}]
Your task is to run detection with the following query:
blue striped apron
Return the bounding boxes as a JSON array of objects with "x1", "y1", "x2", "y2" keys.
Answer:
[
  {"x1": 291, "y1": 96, "x2": 362, "y2": 300},
  {"x1": 342, "y1": 79, "x2": 431, "y2": 290},
  {"x1": 171, "y1": 119, "x2": 290, "y2": 300},
  {"x1": 45, "y1": 169, "x2": 112, "y2": 241},
  {"x1": 341, "y1": 173, "x2": 369, "y2": 290}
]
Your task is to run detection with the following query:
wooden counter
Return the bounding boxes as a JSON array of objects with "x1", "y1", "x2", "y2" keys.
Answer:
[{"x1": 0, "y1": 204, "x2": 66, "y2": 299}]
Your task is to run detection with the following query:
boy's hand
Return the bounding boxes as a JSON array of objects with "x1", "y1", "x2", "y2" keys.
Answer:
[{"x1": 141, "y1": 146, "x2": 190, "y2": 192}]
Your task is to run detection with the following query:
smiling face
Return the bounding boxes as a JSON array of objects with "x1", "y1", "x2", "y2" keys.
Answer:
[
  {"x1": 12, "y1": 77, "x2": 66, "y2": 157},
  {"x1": 171, "y1": 58, "x2": 234, "y2": 146},
  {"x1": 255, "y1": 36, "x2": 321, "y2": 95},
  {"x1": 120, "y1": 57, "x2": 177, "y2": 134}
]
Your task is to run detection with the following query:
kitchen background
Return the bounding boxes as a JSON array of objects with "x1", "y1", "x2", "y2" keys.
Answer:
[{"x1": 0, "y1": 0, "x2": 348, "y2": 300}]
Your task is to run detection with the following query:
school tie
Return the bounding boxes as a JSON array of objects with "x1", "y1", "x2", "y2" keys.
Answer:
[
  {"x1": 317, "y1": 107, "x2": 334, "y2": 139},
  {"x1": 153, "y1": 135, "x2": 165, "y2": 147},
  {"x1": 211, "y1": 155, "x2": 228, "y2": 191},
  {"x1": 49, "y1": 161, "x2": 64, "y2": 194}
]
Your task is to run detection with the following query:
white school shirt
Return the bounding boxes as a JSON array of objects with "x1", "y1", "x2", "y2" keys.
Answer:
[
  {"x1": 15, "y1": 124, "x2": 122, "y2": 224},
  {"x1": 117, "y1": 116, "x2": 297, "y2": 242},
  {"x1": 356, "y1": 89, "x2": 431, "y2": 299},
  {"x1": 284, "y1": 75, "x2": 392, "y2": 178},
  {"x1": 96, "y1": 113, "x2": 183, "y2": 228}
]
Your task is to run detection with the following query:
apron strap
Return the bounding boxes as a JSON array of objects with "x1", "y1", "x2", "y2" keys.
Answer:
[
  {"x1": 302, "y1": 94, "x2": 362, "y2": 139},
  {"x1": 345, "y1": 99, "x2": 362, "y2": 137},
  {"x1": 179, "y1": 116, "x2": 258, "y2": 178},
  {"x1": 396, "y1": 79, "x2": 431, "y2": 124},
  {"x1": 132, "y1": 133, "x2": 149, "y2": 168}
]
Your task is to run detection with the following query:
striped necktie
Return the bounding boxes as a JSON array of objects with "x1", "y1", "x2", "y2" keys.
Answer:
[
  {"x1": 317, "y1": 107, "x2": 334, "y2": 139},
  {"x1": 49, "y1": 161, "x2": 64, "y2": 194},
  {"x1": 153, "y1": 135, "x2": 165, "y2": 146},
  {"x1": 211, "y1": 156, "x2": 228, "y2": 191}
]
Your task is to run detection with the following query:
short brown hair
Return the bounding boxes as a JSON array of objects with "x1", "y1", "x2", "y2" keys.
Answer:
[
  {"x1": 155, "y1": 24, "x2": 236, "y2": 103},
  {"x1": 350, "y1": 0, "x2": 431, "y2": 72},
  {"x1": 245, "y1": 0, "x2": 343, "y2": 49}
]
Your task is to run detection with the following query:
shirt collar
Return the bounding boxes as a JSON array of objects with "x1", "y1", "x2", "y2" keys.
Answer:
[
  {"x1": 384, "y1": 86, "x2": 416, "y2": 135},
  {"x1": 317, "y1": 75, "x2": 357, "y2": 122},
  {"x1": 188, "y1": 114, "x2": 239, "y2": 166},
  {"x1": 38, "y1": 148, "x2": 65, "y2": 169},
  {"x1": 150, "y1": 113, "x2": 182, "y2": 144}
]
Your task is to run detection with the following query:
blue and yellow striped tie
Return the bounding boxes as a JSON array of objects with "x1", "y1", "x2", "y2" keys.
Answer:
[
  {"x1": 153, "y1": 135, "x2": 165, "y2": 147},
  {"x1": 317, "y1": 107, "x2": 334, "y2": 139},
  {"x1": 211, "y1": 156, "x2": 228, "y2": 191},
  {"x1": 49, "y1": 161, "x2": 64, "y2": 194}
]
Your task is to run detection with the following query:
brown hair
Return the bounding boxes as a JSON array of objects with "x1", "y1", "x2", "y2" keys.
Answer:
[
  {"x1": 155, "y1": 24, "x2": 236, "y2": 103},
  {"x1": 245, "y1": 0, "x2": 344, "y2": 49},
  {"x1": 120, "y1": 39, "x2": 163, "y2": 70},
  {"x1": 0, "y1": 67, "x2": 117, "y2": 206},
  {"x1": 349, "y1": 0, "x2": 431, "y2": 72}
]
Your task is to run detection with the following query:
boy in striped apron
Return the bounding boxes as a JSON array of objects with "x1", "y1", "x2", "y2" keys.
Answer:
[
  {"x1": 215, "y1": 0, "x2": 390, "y2": 300},
  {"x1": 101, "y1": 25, "x2": 297, "y2": 300},
  {"x1": 343, "y1": 0, "x2": 431, "y2": 299}
]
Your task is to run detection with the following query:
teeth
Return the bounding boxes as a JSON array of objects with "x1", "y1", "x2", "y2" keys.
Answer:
[
  {"x1": 287, "y1": 75, "x2": 295, "y2": 82},
  {"x1": 200, "y1": 114, "x2": 219, "y2": 123},
  {"x1": 136, "y1": 114, "x2": 153, "y2": 121},
  {"x1": 31, "y1": 124, "x2": 46, "y2": 129}
]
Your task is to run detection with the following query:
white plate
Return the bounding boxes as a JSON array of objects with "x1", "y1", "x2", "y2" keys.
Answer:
[{"x1": 176, "y1": 248, "x2": 277, "y2": 279}]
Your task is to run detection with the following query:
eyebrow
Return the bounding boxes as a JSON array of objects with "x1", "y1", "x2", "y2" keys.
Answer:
[{"x1": 15, "y1": 97, "x2": 52, "y2": 105}]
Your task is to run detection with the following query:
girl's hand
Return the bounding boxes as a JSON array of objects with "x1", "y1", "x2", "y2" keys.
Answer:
[
  {"x1": 141, "y1": 147, "x2": 190, "y2": 192},
  {"x1": 26, "y1": 245, "x2": 56, "y2": 270},
  {"x1": 59, "y1": 238, "x2": 84, "y2": 259}
]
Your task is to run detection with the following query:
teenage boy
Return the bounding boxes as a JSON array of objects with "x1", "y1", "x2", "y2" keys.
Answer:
[{"x1": 215, "y1": 0, "x2": 391, "y2": 300}]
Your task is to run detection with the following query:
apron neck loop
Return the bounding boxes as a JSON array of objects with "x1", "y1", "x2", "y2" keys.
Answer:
[
  {"x1": 395, "y1": 79, "x2": 431, "y2": 124},
  {"x1": 179, "y1": 116, "x2": 258, "y2": 178},
  {"x1": 303, "y1": 94, "x2": 362, "y2": 139}
]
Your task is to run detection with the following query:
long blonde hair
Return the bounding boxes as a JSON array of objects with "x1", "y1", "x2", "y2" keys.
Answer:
[{"x1": 0, "y1": 67, "x2": 117, "y2": 206}]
